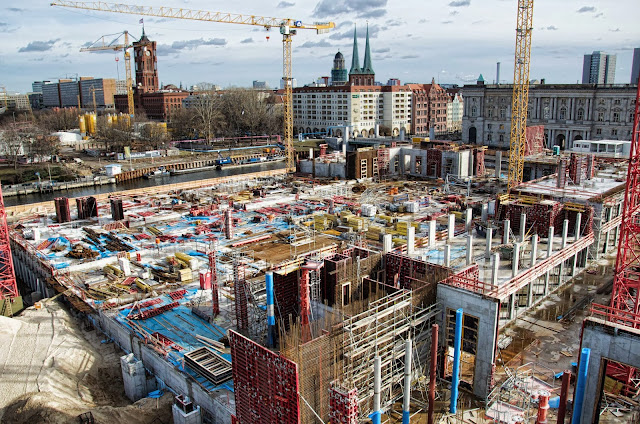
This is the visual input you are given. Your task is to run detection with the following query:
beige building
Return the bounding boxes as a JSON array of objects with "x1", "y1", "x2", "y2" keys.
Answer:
[
  {"x1": 462, "y1": 81, "x2": 637, "y2": 149},
  {"x1": 446, "y1": 91, "x2": 463, "y2": 133}
]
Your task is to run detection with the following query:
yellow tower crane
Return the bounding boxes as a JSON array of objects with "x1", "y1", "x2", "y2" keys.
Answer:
[
  {"x1": 51, "y1": 1, "x2": 335, "y2": 173},
  {"x1": 79, "y1": 31, "x2": 135, "y2": 117},
  {"x1": 507, "y1": 0, "x2": 534, "y2": 189}
]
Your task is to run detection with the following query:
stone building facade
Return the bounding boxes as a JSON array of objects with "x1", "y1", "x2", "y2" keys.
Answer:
[{"x1": 462, "y1": 82, "x2": 637, "y2": 149}]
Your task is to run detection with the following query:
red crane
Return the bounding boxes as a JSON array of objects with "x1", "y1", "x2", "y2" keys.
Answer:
[
  {"x1": 603, "y1": 82, "x2": 640, "y2": 394},
  {"x1": 0, "y1": 185, "x2": 19, "y2": 314}
]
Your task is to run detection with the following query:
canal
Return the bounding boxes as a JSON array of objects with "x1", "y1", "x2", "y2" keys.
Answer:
[{"x1": 4, "y1": 161, "x2": 286, "y2": 207}]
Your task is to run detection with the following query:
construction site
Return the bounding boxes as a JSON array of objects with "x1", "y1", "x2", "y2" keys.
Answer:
[{"x1": 0, "y1": 1, "x2": 638, "y2": 424}]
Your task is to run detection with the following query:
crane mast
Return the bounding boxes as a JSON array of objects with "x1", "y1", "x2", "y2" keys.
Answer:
[
  {"x1": 51, "y1": 1, "x2": 335, "y2": 173},
  {"x1": 79, "y1": 30, "x2": 135, "y2": 117},
  {"x1": 507, "y1": 0, "x2": 534, "y2": 189}
]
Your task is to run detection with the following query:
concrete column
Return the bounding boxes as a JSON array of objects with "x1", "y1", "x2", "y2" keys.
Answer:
[
  {"x1": 491, "y1": 253, "x2": 500, "y2": 286},
  {"x1": 375, "y1": 123, "x2": 380, "y2": 138},
  {"x1": 495, "y1": 150, "x2": 502, "y2": 178},
  {"x1": 407, "y1": 226, "x2": 415, "y2": 255},
  {"x1": 575, "y1": 212, "x2": 582, "y2": 241},
  {"x1": 512, "y1": 242, "x2": 521, "y2": 277},
  {"x1": 448, "y1": 214, "x2": 455, "y2": 240},
  {"x1": 614, "y1": 225, "x2": 621, "y2": 246},
  {"x1": 530, "y1": 234, "x2": 538, "y2": 267},
  {"x1": 444, "y1": 244, "x2": 451, "y2": 267},
  {"x1": 519, "y1": 212, "x2": 527, "y2": 241},
  {"x1": 544, "y1": 271, "x2": 550, "y2": 294},
  {"x1": 481, "y1": 203, "x2": 488, "y2": 222},
  {"x1": 561, "y1": 219, "x2": 569, "y2": 249},
  {"x1": 428, "y1": 220, "x2": 436, "y2": 247},
  {"x1": 527, "y1": 278, "x2": 534, "y2": 307},
  {"x1": 120, "y1": 353, "x2": 147, "y2": 402},
  {"x1": 503, "y1": 219, "x2": 510, "y2": 244},
  {"x1": 572, "y1": 252, "x2": 578, "y2": 277},
  {"x1": 547, "y1": 226, "x2": 554, "y2": 257},
  {"x1": 603, "y1": 230, "x2": 610, "y2": 253},
  {"x1": 509, "y1": 293, "x2": 517, "y2": 320},
  {"x1": 383, "y1": 234, "x2": 393, "y2": 253},
  {"x1": 465, "y1": 208, "x2": 473, "y2": 232},
  {"x1": 172, "y1": 401, "x2": 202, "y2": 424},
  {"x1": 485, "y1": 227, "x2": 493, "y2": 259},
  {"x1": 466, "y1": 234, "x2": 473, "y2": 265}
]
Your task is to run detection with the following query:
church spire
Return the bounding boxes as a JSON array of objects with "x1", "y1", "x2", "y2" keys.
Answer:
[
  {"x1": 349, "y1": 25, "x2": 361, "y2": 74},
  {"x1": 362, "y1": 24, "x2": 374, "y2": 74}
]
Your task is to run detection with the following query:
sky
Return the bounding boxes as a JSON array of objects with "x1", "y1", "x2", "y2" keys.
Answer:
[{"x1": 1, "y1": 0, "x2": 638, "y2": 92}]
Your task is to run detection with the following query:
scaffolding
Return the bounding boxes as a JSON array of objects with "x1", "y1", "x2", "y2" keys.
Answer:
[{"x1": 340, "y1": 290, "x2": 440, "y2": 419}]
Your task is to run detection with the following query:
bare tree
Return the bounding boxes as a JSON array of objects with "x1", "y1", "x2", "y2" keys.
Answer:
[
  {"x1": 95, "y1": 115, "x2": 133, "y2": 151},
  {"x1": 36, "y1": 109, "x2": 79, "y2": 132},
  {"x1": 139, "y1": 123, "x2": 168, "y2": 150},
  {"x1": 189, "y1": 92, "x2": 225, "y2": 141}
]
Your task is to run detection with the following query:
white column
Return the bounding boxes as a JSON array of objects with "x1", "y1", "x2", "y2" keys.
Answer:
[
  {"x1": 407, "y1": 226, "x2": 415, "y2": 255},
  {"x1": 503, "y1": 219, "x2": 510, "y2": 244},
  {"x1": 485, "y1": 227, "x2": 493, "y2": 259},
  {"x1": 429, "y1": 220, "x2": 437, "y2": 247},
  {"x1": 465, "y1": 208, "x2": 473, "y2": 232},
  {"x1": 481, "y1": 203, "x2": 488, "y2": 222},
  {"x1": 448, "y1": 214, "x2": 456, "y2": 240},
  {"x1": 531, "y1": 234, "x2": 538, "y2": 267},
  {"x1": 519, "y1": 213, "x2": 527, "y2": 242},
  {"x1": 547, "y1": 226, "x2": 554, "y2": 257},
  {"x1": 444, "y1": 244, "x2": 451, "y2": 267},
  {"x1": 561, "y1": 219, "x2": 569, "y2": 249},
  {"x1": 575, "y1": 212, "x2": 582, "y2": 242},
  {"x1": 383, "y1": 234, "x2": 393, "y2": 253},
  {"x1": 466, "y1": 234, "x2": 473, "y2": 265},
  {"x1": 512, "y1": 242, "x2": 521, "y2": 277},
  {"x1": 492, "y1": 253, "x2": 500, "y2": 286}
]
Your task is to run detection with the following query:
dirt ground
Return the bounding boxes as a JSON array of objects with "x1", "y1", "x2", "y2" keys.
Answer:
[{"x1": 0, "y1": 302, "x2": 173, "y2": 424}]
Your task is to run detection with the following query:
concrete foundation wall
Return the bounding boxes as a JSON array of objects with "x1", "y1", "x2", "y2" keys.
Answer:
[
  {"x1": 91, "y1": 311, "x2": 234, "y2": 424},
  {"x1": 436, "y1": 284, "x2": 499, "y2": 398},
  {"x1": 579, "y1": 318, "x2": 640, "y2": 423}
]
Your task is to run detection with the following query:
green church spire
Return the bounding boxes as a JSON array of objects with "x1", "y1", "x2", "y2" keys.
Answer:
[
  {"x1": 362, "y1": 24, "x2": 374, "y2": 74},
  {"x1": 349, "y1": 26, "x2": 361, "y2": 74}
]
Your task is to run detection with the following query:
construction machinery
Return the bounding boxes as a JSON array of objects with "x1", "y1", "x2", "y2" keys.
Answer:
[
  {"x1": 80, "y1": 31, "x2": 135, "y2": 117},
  {"x1": 51, "y1": 1, "x2": 336, "y2": 173},
  {"x1": 507, "y1": 0, "x2": 534, "y2": 189}
]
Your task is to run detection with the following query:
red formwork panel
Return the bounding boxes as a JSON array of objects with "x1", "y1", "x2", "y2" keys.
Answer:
[
  {"x1": 274, "y1": 270, "x2": 299, "y2": 331},
  {"x1": 229, "y1": 330, "x2": 300, "y2": 424},
  {"x1": 426, "y1": 149, "x2": 442, "y2": 178},
  {"x1": 525, "y1": 125, "x2": 545, "y2": 156},
  {"x1": 329, "y1": 383, "x2": 358, "y2": 424}
]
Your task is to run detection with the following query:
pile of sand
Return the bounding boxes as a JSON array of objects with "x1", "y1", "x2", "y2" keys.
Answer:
[{"x1": 0, "y1": 303, "x2": 172, "y2": 424}]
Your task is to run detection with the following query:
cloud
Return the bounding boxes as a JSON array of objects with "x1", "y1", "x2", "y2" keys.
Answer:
[
  {"x1": 6, "y1": 7, "x2": 23, "y2": 12},
  {"x1": 450, "y1": 10, "x2": 459, "y2": 16},
  {"x1": 157, "y1": 38, "x2": 227, "y2": 55},
  {"x1": 442, "y1": 20, "x2": 454, "y2": 24},
  {"x1": 449, "y1": 0, "x2": 470, "y2": 7},
  {"x1": 373, "y1": 47, "x2": 390, "y2": 53},
  {"x1": 400, "y1": 55, "x2": 419, "y2": 59},
  {"x1": 542, "y1": 25, "x2": 558, "y2": 30},
  {"x1": 18, "y1": 39, "x2": 60, "y2": 53},
  {"x1": 329, "y1": 24, "x2": 381, "y2": 40},
  {"x1": 241, "y1": 38, "x2": 254, "y2": 44},
  {"x1": 358, "y1": 8, "x2": 386, "y2": 18},
  {"x1": 576, "y1": 6, "x2": 596, "y2": 13},
  {"x1": 277, "y1": 1, "x2": 295, "y2": 7},
  {"x1": 472, "y1": 20, "x2": 484, "y2": 25},
  {"x1": 386, "y1": 19, "x2": 404, "y2": 27},
  {"x1": 418, "y1": 19, "x2": 428, "y2": 23},
  {"x1": 609, "y1": 28, "x2": 621, "y2": 32},
  {"x1": 313, "y1": 0, "x2": 387, "y2": 18},
  {"x1": 299, "y1": 40, "x2": 333, "y2": 48},
  {"x1": 594, "y1": 12, "x2": 604, "y2": 18}
]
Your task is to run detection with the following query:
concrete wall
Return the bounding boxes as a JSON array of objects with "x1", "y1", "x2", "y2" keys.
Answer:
[
  {"x1": 579, "y1": 318, "x2": 640, "y2": 423},
  {"x1": 91, "y1": 311, "x2": 234, "y2": 424},
  {"x1": 299, "y1": 159, "x2": 346, "y2": 179},
  {"x1": 436, "y1": 284, "x2": 499, "y2": 399}
]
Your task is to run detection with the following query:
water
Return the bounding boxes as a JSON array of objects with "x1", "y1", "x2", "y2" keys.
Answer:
[{"x1": 4, "y1": 161, "x2": 286, "y2": 207}]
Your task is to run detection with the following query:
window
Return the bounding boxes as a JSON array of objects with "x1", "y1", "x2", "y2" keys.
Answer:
[
  {"x1": 612, "y1": 112, "x2": 620, "y2": 122},
  {"x1": 611, "y1": 129, "x2": 618, "y2": 136},
  {"x1": 499, "y1": 124, "x2": 504, "y2": 130},
  {"x1": 597, "y1": 111, "x2": 604, "y2": 122},
  {"x1": 487, "y1": 124, "x2": 492, "y2": 130},
  {"x1": 577, "y1": 108, "x2": 584, "y2": 120},
  {"x1": 614, "y1": 99, "x2": 621, "y2": 105},
  {"x1": 487, "y1": 108, "x2": 493, "y2": 118},
  {"x1": 499, "y1": 108, "x2": 506, "y2": 119},
  {"x1": 487, "y1": 133, "x2": 492, "y2": 142},
  {"x1": 559, "y1": 107, "x2": 566, "y2": 120},
  {"x1": 596, "y1": 128, "x2": 602, "y2": 135},
  {"x1": 471, "y1": 107, "x2": 477, "y2": 117},
  {"x1": 499, "y1": 134, "x2": 504, "y2": 142}
]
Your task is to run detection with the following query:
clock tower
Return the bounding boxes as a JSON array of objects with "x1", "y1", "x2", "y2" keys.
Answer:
[{"x1": 133, "y1": 28, "x2": 159, "y2": 93}]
